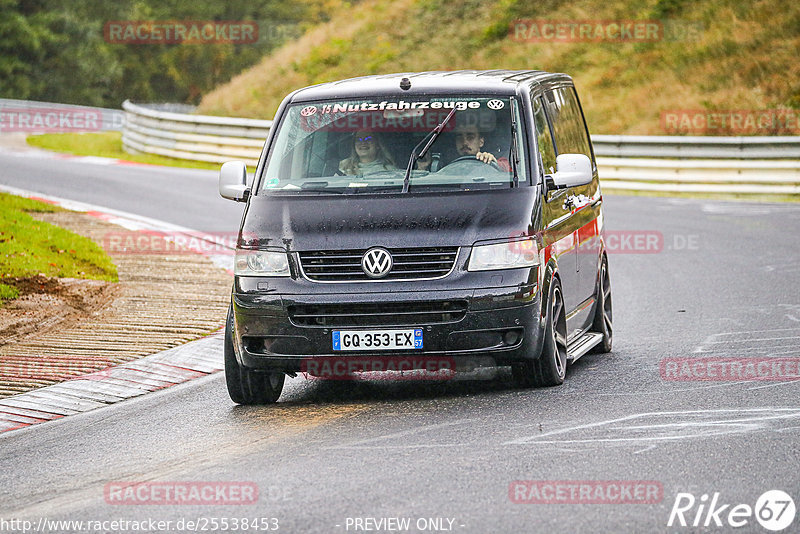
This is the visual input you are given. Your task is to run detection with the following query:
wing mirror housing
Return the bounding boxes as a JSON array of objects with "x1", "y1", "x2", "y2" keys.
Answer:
[
  {"x1": 549, "y1": 153, "x2": 593, "y2": 190},
  {"x1": 219, "y1": 161, "x2": 251, "y2": 202}
]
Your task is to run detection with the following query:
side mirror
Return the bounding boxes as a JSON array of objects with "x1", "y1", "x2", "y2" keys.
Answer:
[
  {"x1": 550, "y1": 153, "x2": 593, "y2": 189},
  {"x1": 219, "y1": 161, "x2": 250, "y2": 202}
]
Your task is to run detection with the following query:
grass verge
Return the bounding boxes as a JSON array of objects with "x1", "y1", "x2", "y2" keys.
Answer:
[
  {"x1": 0, "y1": 283, "x2": 19, "y2": 302},
  {"x1": 0, "y1": 192, "x2": 118, "y2": 304},
  {"x1": 26, "y1": 132, "x2": 226, "y2": 171},
  {"x1": 197, "y1": 0, "x2": 800, "y2": 137},
  {"x1": 604, "y1": 189, "x2": 800, "y2": 203}
]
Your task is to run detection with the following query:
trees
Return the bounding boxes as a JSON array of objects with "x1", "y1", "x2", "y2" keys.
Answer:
[{"x1": 0, "y1": 0, "x2": 336, "y2": 107}]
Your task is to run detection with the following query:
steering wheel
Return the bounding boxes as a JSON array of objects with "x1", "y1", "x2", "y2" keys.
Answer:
[{"x1": 440, "y1": 155, "x2": 500, "y2": 171}]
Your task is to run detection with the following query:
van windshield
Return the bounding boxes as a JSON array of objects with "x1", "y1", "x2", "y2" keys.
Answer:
[{"x1": 258, "y1": 96, "x2": 527, "y2": 194}]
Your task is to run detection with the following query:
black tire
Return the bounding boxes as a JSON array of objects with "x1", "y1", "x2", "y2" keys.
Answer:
[
  {"x1": 512, "y1": 276, "x2": 568, "y2": 387},
  {"x1": 590, "y1": 256, "x2": 613, "y2": 354},
  {"x1": 224, "y1": 307, "x2": 285, "y2": 404}
]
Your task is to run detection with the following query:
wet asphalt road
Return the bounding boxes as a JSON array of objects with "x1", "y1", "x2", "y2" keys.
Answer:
[{"x1": 1, "y1": 149, "x2": 799, "y2": 533}]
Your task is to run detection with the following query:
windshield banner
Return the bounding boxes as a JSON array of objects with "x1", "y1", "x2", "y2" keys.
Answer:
[{"x1": 299, "y1": 99, "x2": 503, "y2": 132}]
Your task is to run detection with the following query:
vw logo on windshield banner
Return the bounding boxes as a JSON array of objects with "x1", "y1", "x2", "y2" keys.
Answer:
[{"x1": 362, "y1": 248, "x2": 393, "y2": 278}]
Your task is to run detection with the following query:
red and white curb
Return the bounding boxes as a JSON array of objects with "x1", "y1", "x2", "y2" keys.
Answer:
[
  {"x1": 0, "y1": 186, "x2": 233, "y2": 434},
  {"x1": 0, "y1": 142, "x2": 170, "y2": 168},
  {"x1": 0, "y1": 333, "x2": 224, "y2": 433}
]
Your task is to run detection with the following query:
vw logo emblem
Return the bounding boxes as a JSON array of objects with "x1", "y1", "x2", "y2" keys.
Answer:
[
  {"x1": 361, "y1": 248, "x2": 393, "y2": 278},
  {"x1": 300, "y1": 105, "x2": 317, "y2": 116},
  {"x1": 487, "y1": 99, "x2": 505, "y2": 110}
]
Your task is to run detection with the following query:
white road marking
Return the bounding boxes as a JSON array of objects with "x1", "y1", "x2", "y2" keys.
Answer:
[
  {"x1": 702, "y1": 336, "x2": 800, "y2": 344},
  {"x1": 595, "y1": 381, "x2": 744, "y2": 396},
  {"x1": 747, "y1": 379, "x2": 800, "y2": 391},
  {"x1": 503, "y1": 408, "x2": 800, "y2": 446}
]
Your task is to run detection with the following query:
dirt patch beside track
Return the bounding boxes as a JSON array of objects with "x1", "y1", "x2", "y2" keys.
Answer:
[{"x1": 0, "y1": 210, "x2": 231, "y2": 397}]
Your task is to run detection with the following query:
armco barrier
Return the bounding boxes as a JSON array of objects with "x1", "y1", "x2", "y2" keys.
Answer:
[
  {"x1": 592, "y1": 134, "x2": 800, "y2": 159},
  {"x1": 121, "y1": 101, "x2": 800, "y2": 195},
  {"x1": 598, "y1": 157, "x2": 800, "y2": 195},
  {"x1": 122, "y1": 100, "x2": 269, "y2": 166}
]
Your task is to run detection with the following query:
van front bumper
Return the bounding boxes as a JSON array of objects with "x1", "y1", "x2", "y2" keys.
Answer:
[{"x1": 230, "y1": 281, "x2": 543, "y2": 372}]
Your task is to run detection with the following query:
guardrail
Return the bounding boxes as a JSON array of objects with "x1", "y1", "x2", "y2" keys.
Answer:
[
  {"x1": 598, "y1": 157, "x2": 800, "y2": 195},
  {"x1": 121, "y1": 101, "x2": 800, "y2": 196},
  {"x1": 122, "y1": 101, "x2": 270, "y2": 166},
  {"x1": 592, "y1": 135, "x2": 800, "y2": 159}
]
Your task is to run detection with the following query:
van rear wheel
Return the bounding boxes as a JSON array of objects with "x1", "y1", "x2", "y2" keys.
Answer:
[
  {"x1": 513, "y1": 277, "x2": 568, "y2": 387},
  {"x1": 224, "y1": 307, "x2": 285, "y2": 404}
]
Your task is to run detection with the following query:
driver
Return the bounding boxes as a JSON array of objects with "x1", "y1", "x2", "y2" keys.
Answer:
[{"x1": 453, "y1": 123, "x2": 510, "y2": 171}]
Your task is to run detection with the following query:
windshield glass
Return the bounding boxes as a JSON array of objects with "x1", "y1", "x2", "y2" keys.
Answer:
[{"x1": 258, "y1": 96, "x2": 527, "y2": 194}]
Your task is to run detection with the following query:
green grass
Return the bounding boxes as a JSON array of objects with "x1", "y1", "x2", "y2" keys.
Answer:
[
  {"x1": 0, "y1": 283, "x2": 19, "y2": 302},
  {"x1": 0, "y1": 192, "x2": 118, "y2": 292},
  {"x1": 604, "y1": 189, "x2": 800, "y2": 203},
  {"x1": 0, "y1": 192, "x2": 62, "y2": 214},
  {"x1": 26, "y1": 132, "x2": 226, "y2": 171},
  {"x1": 197, "y1": 0, "x2": 800, "y2": 136}
]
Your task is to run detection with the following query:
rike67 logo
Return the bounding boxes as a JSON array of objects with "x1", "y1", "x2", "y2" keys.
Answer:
[{"x1": 668, "y1": 490, "x2": 796, "y2": 531}]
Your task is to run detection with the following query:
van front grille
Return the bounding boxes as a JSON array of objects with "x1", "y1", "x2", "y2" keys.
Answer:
[
  {"x1": 297, "y1": 247, "x2": 459, "y2": 282},
  {"x1": 288, "y1": 300, "x2": 468, "y2": 327}
]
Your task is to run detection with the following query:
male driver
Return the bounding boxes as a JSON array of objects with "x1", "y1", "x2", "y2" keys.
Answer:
[{"x1": 453, "y1": 123, "x2": 510, "y2": 170}]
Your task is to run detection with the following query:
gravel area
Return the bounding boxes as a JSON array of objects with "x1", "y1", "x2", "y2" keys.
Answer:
[{"x1": 0, "y1": 210, "x2": 232, "y2": 397}]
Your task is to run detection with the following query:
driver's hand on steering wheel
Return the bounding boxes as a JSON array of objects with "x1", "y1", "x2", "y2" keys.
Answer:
[{"x1": 475, "y1": 151, "x2": 498, "y2": 165}]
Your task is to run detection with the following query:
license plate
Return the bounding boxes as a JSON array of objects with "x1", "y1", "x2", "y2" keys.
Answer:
[{"x1": 333, "y1": 329, "x2": 423, "y2": 351}]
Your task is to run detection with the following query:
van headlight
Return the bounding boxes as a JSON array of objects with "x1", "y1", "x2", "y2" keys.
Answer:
[
  {"x1": 467, "y1": 238, "x2": 539, "y2": 271},
  {"x1": 235, "y1": 249, "x2": 290, "y2": 276}
]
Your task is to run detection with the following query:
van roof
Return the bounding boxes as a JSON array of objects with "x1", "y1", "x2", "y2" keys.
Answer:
[{"x1": 289, "y1": 70, "x2": 573, "y2": 102}]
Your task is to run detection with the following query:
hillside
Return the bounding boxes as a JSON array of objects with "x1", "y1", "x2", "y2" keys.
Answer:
[{"x1": 197, "y1": 0, "x2": 800, "y2": 135}]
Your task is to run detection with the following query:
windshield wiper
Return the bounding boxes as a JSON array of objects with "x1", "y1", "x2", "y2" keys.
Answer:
[
  {"x1": 278, "y1": 181, "x2": 344, "y2": 194},
  {"x1": 509, "y1": 99, "x2": 520, "y2": 187},
  {"x1": 301, "y1": 181, "x2": 329, "y2": 189},
  {"x1": 402, "y1": 107, "x2": 458, "y2": 193}
]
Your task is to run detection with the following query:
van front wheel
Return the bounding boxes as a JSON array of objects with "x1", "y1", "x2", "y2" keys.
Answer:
[{"x1": 224, "y1": 307, "x2": 285, "y2": 404}]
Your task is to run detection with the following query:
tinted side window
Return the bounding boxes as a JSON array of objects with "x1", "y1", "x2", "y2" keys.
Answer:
[
  {"x1": 532, "y1": 95, "x2": 557, "y2": 175},
  {"x1": 545, "y1": 87, "x2": 592, "y2": 159}
]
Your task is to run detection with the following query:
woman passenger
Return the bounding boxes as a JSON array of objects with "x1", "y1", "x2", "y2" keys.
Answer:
[{"x1": 339, "y1": 131, "x2": 397, "y2": 176}]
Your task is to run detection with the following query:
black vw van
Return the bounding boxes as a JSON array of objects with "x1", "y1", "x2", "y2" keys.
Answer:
[{"x1": 219, "y1": 70, "x2": 612, "y2": 404}]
